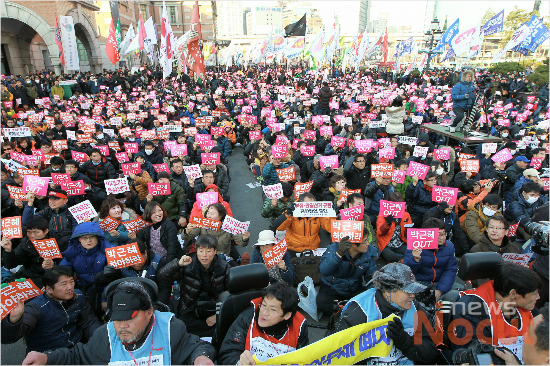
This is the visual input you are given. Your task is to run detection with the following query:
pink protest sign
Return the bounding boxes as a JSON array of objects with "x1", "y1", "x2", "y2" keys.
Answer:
[
  {"x1": 275, "y1": 135, "x2": 290, "y2": 146},
  {"x1": 406, "y1": 162, "x2": 430, "y2": 179},
  {"x1": 304, "y1": 130, "x2": 316, "y2": 139},
  {"x1": 319, "y1": 155, "x2": 339, "y2": 170},
  {"x1": 201, "y1": 153, "x2": 220, "y2": 165},
  {"x1": 22, "y1": 176, "x2": 49, "y2": 195},
  {"x1": 331, "y1": 136, "x2": 346, "y2": 148},
  {"x1": 432, "y1": 186, "x2": 459, "y2": 205},
  {"x1": 340, "y1": 205, "x2": 364, "y2": 221},
  {"x1": 152, "y1": 163, "x2": 169, "y2": 173},
  {"x1": 320, "y1": 126, "x2": 333, "y2": 136},
  {"x1": 121, "y1": 162, "x2": 141, "y2": 176},
  {"x1": 380, "y1": 200, "x2": 405, "y2": 218},
  {"x1": 355, "y1": 140, "x2": 371, "y2": 153},
  {"x1": 249, "y1": 131, "x2": 261, "y2": 140},
  {"x1": 407, "y1": 228, "x2": 438, "y2": 250},
  {"x1": 124, "y1": 143, "x2": 139, "y2": 154},
  {"x1": 312, "y1": 116, "x2": 323, "y2": 125},
  {"x1": 148, "y1": 183, "x2": 171, "y2": 196},
  {"x1": 531, "y1": 157, "x2": 544, "y2": 169},
  {"x1": 60, "y1": 180, "x2": 85, "y2": 196},
  {"x1": 482, "y1": 143, "x2": 498, "y2": 154},
  {"x1": 51, "y1": 173, "x2": 70, "y2": 185},
  {"x1": 392, "y1": 170, "x2": 406, "y2": 184},
  {"x1": 170, "y1": 144, "x2": 188, "y2": 157},
  {"x1": 434, "y1": 149, "x2": 450, "y2": 161},
  {"x1": 301, "y1": 145, "x2": 315, "y2": 156},
  {"x1": 71, "y1": 151, "x2": 88, "y2": 163},
  {"x1": 329, "y1": 101, "x2": 339, "y2": 109},
  {"x1": 491, "y1": 148, "x2": 513, "y2": 163},
  {"x1": 115, "y1": 152, "x2": 130, "y2": 163},
  {"x1": 196, "y1": 192, "x2": 218, "y2": 208},
  {"x1": 379, "y1": 147, "x2": 395, "y2": 159},
  {"x1": 271, "y1": 145, "x2": 287, "y2": 159},
  {"x1": 507, "y1": 223, "x2": 520, "y2": 238}
]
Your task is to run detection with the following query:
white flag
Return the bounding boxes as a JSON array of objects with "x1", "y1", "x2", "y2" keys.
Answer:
[
  {"x1": 120, "y1": 23, "x2": 135, "y2": 56},
  {"x1": 452, "y1": 26, "x2": 477, "y2": 56},
  {"x1": 492, "y1": 24, "x2": 531, "y2": 62},
  {"x1": 160, "y1": 1, "x2": 174, "y2": 78},
  {"x1": 144, "y1": 17, "x2": 157, "y2": 64}
]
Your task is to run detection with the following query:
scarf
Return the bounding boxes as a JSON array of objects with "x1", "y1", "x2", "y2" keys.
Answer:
[{"x1": 424, "y1": 184, "x2": 433, "y2": 193}]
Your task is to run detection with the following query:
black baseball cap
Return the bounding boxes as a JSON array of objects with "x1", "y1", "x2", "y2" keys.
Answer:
[{"x1": 110, "y1": 291, "x2": 142, "y2": 321}]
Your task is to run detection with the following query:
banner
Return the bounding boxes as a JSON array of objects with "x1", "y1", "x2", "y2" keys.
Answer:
[
  {"x1": 254, "y1": 315, "x2": 395, "y2": 365},
  {"x1": 513, "y1": 14, "x2": 549, "y2": 55},
  {"x1": 54, "y1": 13, "x2": 65, "y2": 66},
  {"x1": 433, "y1": 18, "x2": 459, "y2": 54},
  {"x1": 492, "y1": 23, "x2": 531, "y2": 62},
  {"x1": 294, "y1": 202, "x2": 336, "y2": 218},
  {"x1": 283, "y1": 37, "x2": 305, "y2": 59},
  {"x1": 59, "y1": 16, "x2": 80, "y2": 70},
  {"x1": 452, "y1": 26, "x2": 477, "y2": 56},
  {"x1": 483, "y1": 10, "x2": 504, "y2": 36}
]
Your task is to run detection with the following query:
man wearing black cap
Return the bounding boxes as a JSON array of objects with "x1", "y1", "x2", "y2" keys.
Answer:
[
  {"x1": 21, "y1": 188, "x2": 77, "y2": 252},
  {"x1": 504, "y1": 156, "x2": 530, "y2": 196},
  {"x1": 22, "y1": 280, "x2": 216, "y2": 365}
]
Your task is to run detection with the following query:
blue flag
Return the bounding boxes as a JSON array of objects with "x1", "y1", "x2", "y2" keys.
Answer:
[
  {"x1": 441, "y1": 47, "x2": 455, "y2": 62},
  {"x1": 430, "y1": 19, "x2": 459, "y2": 61},
  {"x1": 393, "y1": 37, "x2": 414, "y2": 58},
  {"x1": 512, "y1": 14, "x2": 549, "y2": 55},
  {"x1": 483, "y1": 10, "x2": 504, "y2": 36}
]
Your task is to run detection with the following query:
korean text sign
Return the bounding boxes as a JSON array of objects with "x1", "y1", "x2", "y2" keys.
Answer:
[
  {"x1": 68, "y1": 200, "x2": 98, "y2": 224},
  {"x1": 379, "y1": 200, "x2": 405, "y2": 218},
  {"x1": 432, "y1": 186, "x2": 459, "y2": 205},
  {"x1": 262, "y1": 238, "x2": 288, "y2": 269},
  {"x1": 31, "y1": 238, "x2": 62, "y2": 259},
  {"x1": 221, "y1": 216, "x2": 250, "y2": 236},
  {"x1": 406, "y1": 228, "x2": 438, "y2": 250},
  {"x1": 331, "y1": 220, "x2": 364, "y2": 243},
  {"x1": 105, "y1": 243, "x2": 144, "y2": 269},
  {"x1": 1, "y1": 280, "x2": 43, "y2": 320},
  {"x1": 1, "y1": 217, "x2": 23, "y2": 239}
]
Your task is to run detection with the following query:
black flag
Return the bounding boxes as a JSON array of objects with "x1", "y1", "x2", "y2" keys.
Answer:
[{"x1": 284, "y1": 14, "x2": 306, "y2": 37}]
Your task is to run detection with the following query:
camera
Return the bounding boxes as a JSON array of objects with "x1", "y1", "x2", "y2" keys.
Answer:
[
  {"x1": 524, "y1": 221, "x2": 549, "y2": 255},
  {"x1": 452, "y1": 341, "x2": 507, "y2": 365}
]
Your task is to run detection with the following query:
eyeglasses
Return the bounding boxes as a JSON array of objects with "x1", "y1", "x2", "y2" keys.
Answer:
[
  {"x1": 79, "y1": 235, "x2": 96, "y2": 242},
  {"x1": 487, "y1": 226, "x2": 506, "y2": 231}
]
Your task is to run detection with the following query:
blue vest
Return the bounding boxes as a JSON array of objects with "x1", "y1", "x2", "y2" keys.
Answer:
[
  {"x1": 344, "y1": 288, "x2": 416, "y2": 365},
  {"x1": 24, "y1": 290, "x2": 85, "y2": 352},
  {"x1": 121, "y1": 253, "x2": 161, "y2": 280},
  {"x1": 107, "y1": 311, "x2": 172, "y2": 365}
]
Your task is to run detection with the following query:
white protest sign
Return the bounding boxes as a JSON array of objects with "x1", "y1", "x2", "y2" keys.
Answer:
[
  {"x1": 104, "y1": 178, "x2": 130, "y2": 195},
  {"x1": 262, "y1": 183, "x2": 284, "y2": 199},
  {"x1": 68, "y1": 200, "x2": 98, "y2": 224},
  {"x1": 221, "y1": 216, "x2": 250, "y2": 236},
  {"x1": 182, "y1": 165, "x2": 203, "y2": 180},
  {"x1": 502, "y1": 253, "x2": 533, "y2": 267},
  {"x1": 294, "y1": 202, "x2": 336, "y2": 217}
]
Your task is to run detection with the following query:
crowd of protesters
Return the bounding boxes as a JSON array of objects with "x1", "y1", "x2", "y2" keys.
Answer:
[{"x1": 0, "y1": 62, "x2": 548, "y2": 365}]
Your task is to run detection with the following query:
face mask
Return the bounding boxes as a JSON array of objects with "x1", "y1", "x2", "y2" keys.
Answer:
[
  {"x1": 436, "y1": 168, "x2": 444, "y2": 175},
  {"x1": 510, "y1": 149, "x2": 517, "y2": 155},
  {"x1": 119, "y1": 199, "x2": 126, "y2": 204},
  {"x1": 501, "y1": 133, "x2": 509, "y2": 138},
  {"x1": 96, "y1": 134, "x2": 104, "y2": 140},
  {"x1": 525, "y1": 195, "x2": 539, "y2": 204},
  {"x1": 482, "y1": 207, "x2": 496, "y2": 217},
  {"x1": 85, "y1": 187, "x2": 91, "y2": 191},
  {"x1": 145, "y1": 149, "x2": 153, "y2": 155},
  {"x1": 355, "y1": 136, "x2": 361, "y2": 140},
  {"x1": 92, "y1": 160, "x2": 101, "y2": 166},
  {"x1": 17, "y1": 121, "x2": 24, "y2": 126},
  {"x1": 51, "y1": 167, "x2": 60, "y2": 172}
]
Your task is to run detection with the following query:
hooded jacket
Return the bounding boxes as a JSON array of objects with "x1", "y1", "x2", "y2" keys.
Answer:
[
  {"x1": 318, "y1": 86, "x2": 333, "y2": 110},
  {"x1": 462, "y1": 202, "x2": 503, "y2": 245},
  {"x1": 451, "y1": 71, "x2": 477, "y2": 109},
  {"x1": 504, "y1": 189, "x2": 548, "y2": 225},
  {"x1": 59, "y1": 222, "x2": 114, "y2": 288}
]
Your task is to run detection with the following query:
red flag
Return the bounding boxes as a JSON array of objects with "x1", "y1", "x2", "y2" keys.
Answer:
[
  {"x1": 138, "y1": 13, "x2": 146, "y2": 52},
  {"x1": 382, "y1": 28, "x2": 389, "y2": 63},
  {"x1": 185, "y1": 1, "x2": 205, "y2": 78},
  {"x1": 54, "y1": 13, "x2": 65, "y2": 66},
  {"x1": 106, "y1": 18, "x2": 120, "y2": 65}
]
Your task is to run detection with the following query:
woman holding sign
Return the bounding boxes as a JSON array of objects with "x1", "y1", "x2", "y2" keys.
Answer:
[
  {"x1": 95, "y1": 198, "x2": 138, "y2": 246},
  {"x1": 250, "y1": 230, "x2": 294, "y2": 286}
]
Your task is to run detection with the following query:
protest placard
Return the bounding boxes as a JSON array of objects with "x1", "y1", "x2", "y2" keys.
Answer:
[
  {"x1": 0, "y1": 279, "x2": 43, "y2": 320},
  {"x1": 506, "y1": 222, "x2": 520, "y2": 237},
  {"x1": 331, "y1": 136, "x2": 346, "y2": 148},
  {"x1": 104, "y1": 178, "x2": 130, "y2": 195},
  {"x1": 262, "y1": 238, "x2": 288, "y2": 269},
  {"x1": 340, "y1": 205, "x2": 364, "y2": 221},
  {"x1": 378, "y1": 148, "x2": 395, "y2": 159},
  {"x1": 502, "y1": 253, "x2": 533, "y2": 267},
  {"x1": 320, "y1": 126, "x2": 333, "y2": 136},
  {"x1": 31, "y1": 238, "x2": 62, "y2": 259},
  {"x1": 122, "y1": 217, "x2": 151, "y2": 232},
  {"x1": 249, "y1": 131, "x2": 261, "y2": 140},
  {"x1": 152, "y1": 163, "x2": 169, "y2": 173},
  {"x1": 121, "y1": 162, "x2": 141, "y2": 176},
  {"x1": 406, "y1": 228, "x2": 438, "y2": 250},
  {"x1": 276, "y1": 167, "x2": 295, "y2": 181},
  {"x1": 22, "y1": 176, "x2": 49, "y2": 195},
  {"x1": 98, "y1": 216, "x2": 120, "y2": 232},
  {"x1": 398, "y1": 136, "x2": 417, "y2": 146},
  {"x1": 432, "y1": 186, "x2": 459, "y2": 205},
  {"x1": 1, "y1": 217, "x2": 22, "y2": 239},
  {"x1": 148, "y1": 183, "x2": 170, "y2": 196},
  {"x1": 340, "y1": 189, "x2": 361, "y2": 202},
  {"x1": 406, "y1": 161, "x2": 430, "y2": 179},
  {"x1": 196, "y1": 192, "x2": 218, "y2": 208},
  {"x1": 331, "y1": 220, "x2": 363, "y2": 243},
  {"x1": 491, "y1": 149, "x2": 513, "y2": 163},
  {"x1": 460, "y1": 159, "x2": 480, "y2": 173},
  {"x1": 182, "y1": 165, "x2": 203, "y2": 180},
  {"x1": 221, "y1": 216, "x2": 250, "y2": 236},
  {"x1": 124, "y1": 142, "x2": 139, "y2": 154},
  {"x1": 294, "y1": 202, "x2": 336, "y2": 217},
  {"x1": 319, "y1": 155, "x2": 339, "y2": 170},
  {"x1": 271, "y1": 145, "x2": 287, "y2": 159},
  {"x1": 531, "y1": 157, "x2": 544, "y2": 170},
  {"x1": 300, "y1": 145, "x2": 315, "y2": 156},
  {"x1": 105, "y1": 243, "x2": 144, "y2": 269},
  {"x1": 52, "y1": 140, "x2": 68, "y2": 152},
  {"x1": 371, "y1": 164, "x2": 394, "y2": 178},
  {"x1": 293, "y1": 181, "x2": 314, "y2": 200},
  {"x1": 413, "y1": 146, "x2": 429, "y2": 158},
  {"x1": 191, "y1": 216, "x2": 221, "y2": 231},
  {"x1": 482, "y1": 143, "x2": 498, "y2": 154},
  {"x1": 380, "y1": 200, "x2": 405, "y2": 218},
  {"x1": 51, "y1": 173, "x2": 70, "y2": 185},
  {"x1": 6, "y1": 186, "x2": 26, "y2": 201},
  {"x1": 433, "y1": 149, "x2": 450, "y2": 161},
  {"x1": 60, "y1": 180, "x2": 85, "y2": 196},
  {"x1": 68, "y1": 200, "x2": 98, "y2": 224},
  {"x1": 201, "y1": 153, "x2": 220, "y2": 165},
  {"x1": 71, "y1": 151, "x2": 88, "y2": 163},
  {"x1": 263, "y1": 183, "x2": 284, "y2": 199}
]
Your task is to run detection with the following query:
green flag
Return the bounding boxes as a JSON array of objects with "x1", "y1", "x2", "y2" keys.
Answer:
[{"x1": 115, "y1": 19, "x2": 122, "y2": 52}]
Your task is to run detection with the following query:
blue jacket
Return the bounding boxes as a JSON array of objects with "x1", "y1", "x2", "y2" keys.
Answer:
[
  {"x1": 364, "y1": 182, "x2": 396, "y2": 217},
  {"x1": 504, "y1": 190, "x2": 548, "y2": 225},
  {"x1": 505, "y1": 176, "x2": 535, "y2": 207},
  {"x1": 319, "y1": 242, "x2": 378, "y2": 295},
  {"x1": 60, "y1": 222, "x2": 114, "y2": 288},
  {"x1": 216, "y1": 135, "x2": 231, "y2": 158},
  {"x1": 262, "y1": 162, "x2": 289, "y2": 186},
  {"x1": 451, "y1": 79, "x2": 477, "y2": 109},
  {"x1": 250, "y1": 247, "x2": 294, "y2": 286},
  {"x1": 405, "y1": 183, "x2": 437, "y2": 218},
  {"x1": 404, "y1": 241, "x2": 458, "y2": 293}
]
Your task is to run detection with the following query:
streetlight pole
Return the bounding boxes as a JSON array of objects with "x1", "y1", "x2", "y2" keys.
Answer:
[{"x1": 421, "y1": 18, "x2": 443, "y2": 73}]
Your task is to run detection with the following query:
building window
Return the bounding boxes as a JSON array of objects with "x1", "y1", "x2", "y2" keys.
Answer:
[
  {"x1": 169, "y1": 6, "x2": 178, "y2": 24},
  {"x1": 140, "y1": 4, "x2": 148, "y2": 20}
]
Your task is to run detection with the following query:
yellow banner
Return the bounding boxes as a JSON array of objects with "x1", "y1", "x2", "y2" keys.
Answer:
[{"x1": 254, "y1": 315, "x2": 396, "y2": 365}]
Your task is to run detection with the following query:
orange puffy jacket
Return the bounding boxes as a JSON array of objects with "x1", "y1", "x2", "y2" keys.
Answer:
[
  {"x1": 376, "y1": 213, "x2": 414, "y2": 253},
  {"x1": 277, "y1": 214, "x2": 334, "y2": 252}
]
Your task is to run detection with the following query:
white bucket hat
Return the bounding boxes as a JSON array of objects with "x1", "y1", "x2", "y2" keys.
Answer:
[{"x1": 254, "y1": 230, "x2": 278, "y2": 246}]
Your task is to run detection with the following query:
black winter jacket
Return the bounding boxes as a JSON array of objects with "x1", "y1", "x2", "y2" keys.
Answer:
[
  {"x1": 318, "y1": 86, "x2": 333, "y2": 110},
  {"x1": 79, "y1": 159, "x2": 117, "y2": 189},
  {"x1": 137, "y1": 219, "x2": 182, "y2": 262}
]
